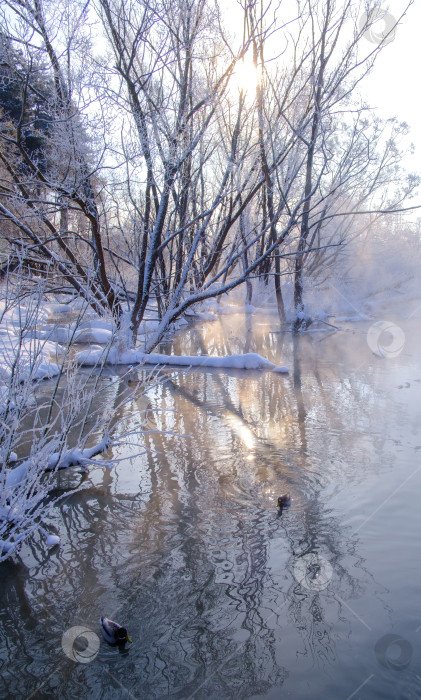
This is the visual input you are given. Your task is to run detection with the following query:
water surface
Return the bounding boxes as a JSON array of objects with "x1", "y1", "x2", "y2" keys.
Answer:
[{"x1": 1, "y1": 312, "x2": 421, "y2": 699}]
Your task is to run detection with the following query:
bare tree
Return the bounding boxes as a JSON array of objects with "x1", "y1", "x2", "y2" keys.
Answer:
[{"x1": 0, "y1": 0, "x2": 417, "y2": 347}]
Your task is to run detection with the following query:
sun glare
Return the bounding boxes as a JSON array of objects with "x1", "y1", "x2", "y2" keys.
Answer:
[
  {"x1": 231, "y1": 57, "x2": 259, "y2": 94},
  {"x1": 226, "y1": 414, "x2": 256, "y2": 450}
]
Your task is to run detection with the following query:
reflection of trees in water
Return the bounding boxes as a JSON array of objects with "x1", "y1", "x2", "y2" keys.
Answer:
[
  {"x1": 0, "y1": 317, "x2": 394, "y2": 697},
  {"x1": 0, "y1": 561, "x2": 36, "y2": 697},
  {"x1": 285, "y1": 504, "x2": 363, "y2": 673},
  {"x1": 281, "y1": 334, "x2": 369, "y2": 675},
  {"x1": 107, "y1": 336, "x2": 370, "y2": 697}
]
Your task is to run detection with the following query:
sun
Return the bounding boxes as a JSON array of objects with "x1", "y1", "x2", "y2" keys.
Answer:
[{"x1": 230, "y1": 56, "x2": 260, "y2": 94}]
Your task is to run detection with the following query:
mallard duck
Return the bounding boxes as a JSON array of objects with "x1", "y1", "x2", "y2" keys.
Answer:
[
  {"x1": 277, "y1": 494, "x2": 291, "y2": 508},
  {"x1": 100, "y1": 616, "x2": 131, "y2": 645}
]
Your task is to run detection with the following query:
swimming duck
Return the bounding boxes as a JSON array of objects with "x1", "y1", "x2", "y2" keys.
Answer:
[
  {"x1": 100, "y1": 616, "x2": 131, "y2": 645},
  {"x1": 277, "y1": 494, "x2": 291, "y2": 508}
]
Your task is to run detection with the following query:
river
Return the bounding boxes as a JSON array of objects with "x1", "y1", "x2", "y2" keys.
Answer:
[{"x1": 1, "y1": 311, "x2": 420, "y2": 699}]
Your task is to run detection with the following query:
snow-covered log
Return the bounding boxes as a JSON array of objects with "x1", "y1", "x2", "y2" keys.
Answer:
[{"x1": 75, "y1": 346, "x2": 289, "y2": 373}]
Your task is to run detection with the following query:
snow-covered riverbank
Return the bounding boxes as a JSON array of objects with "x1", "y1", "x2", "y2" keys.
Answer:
[{"x1": 0, "y1": 299, "x2": 290, "y2": 411}]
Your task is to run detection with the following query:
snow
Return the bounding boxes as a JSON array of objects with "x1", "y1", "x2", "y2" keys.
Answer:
[
  {"x1": 0, "y1": 506, "x2": 13, "y2": 521},
  {"x1": 4, "y1": 462, "x2": 28, "y2": 492},
  {"x1": 34, "y1": 326, "x2": 87, "y2": 344},
  {"x1": 1, "y1": 541, "x2": 15, "y2": 555},
  {"x1": 38, "y1": 526, "x2": 61, "y2": 547},
  {"x1": 1, "y1": 437, "x2": 109, "y2": 559},
  {"x1": 44, "y1": 303, "x2": 73, "y2": 315},
  {"x1": 35, "y1": 320, "x2": 114, "y2": 345},
  {"x1": 46, "y1": 438, "x2": 110, "y2": 470},
  {"x1": 0, "y1": 301, "x2": 61, "y2": 407},
  {"x1": 74, "y1": 327, "x2": 113, "y2": 344},
  {"x1": 1, "y1": 302, "x2": 50, "y2": 325},
  {"x1": 46, "y1": 534, "x2": 60, "y2": 547},
  {"x1": 75, "y1": 346, "x2": 289, "y2": 372},
  {"x1": 0, "y1": 333, "x2": 59, "y2": 384},
  {"x1": 4, "y1": 437, "x2": 111, "y2": 497}
]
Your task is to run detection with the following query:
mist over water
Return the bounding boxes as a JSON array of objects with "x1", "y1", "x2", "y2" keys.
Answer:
[
  {"x1": 231, "y1": 224, "x2": 421, "y2": 327},
  {"x1": 1, "y1": 309, "x2": 421, "y2": 699}
]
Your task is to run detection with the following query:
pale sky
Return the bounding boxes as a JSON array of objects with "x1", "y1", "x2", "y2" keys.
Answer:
[{"x1": 356, "y1": 1, "x2": 421, "y2": 178}]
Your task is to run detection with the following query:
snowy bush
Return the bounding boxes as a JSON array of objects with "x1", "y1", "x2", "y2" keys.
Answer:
[{"x1": 0, "y1": 279, "x2": 154, "y2": 561}]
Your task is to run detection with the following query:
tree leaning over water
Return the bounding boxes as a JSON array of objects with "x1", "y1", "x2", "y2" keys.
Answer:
[{"x1": 0, "y1": 0, "x2": 417, "y2": 342}]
